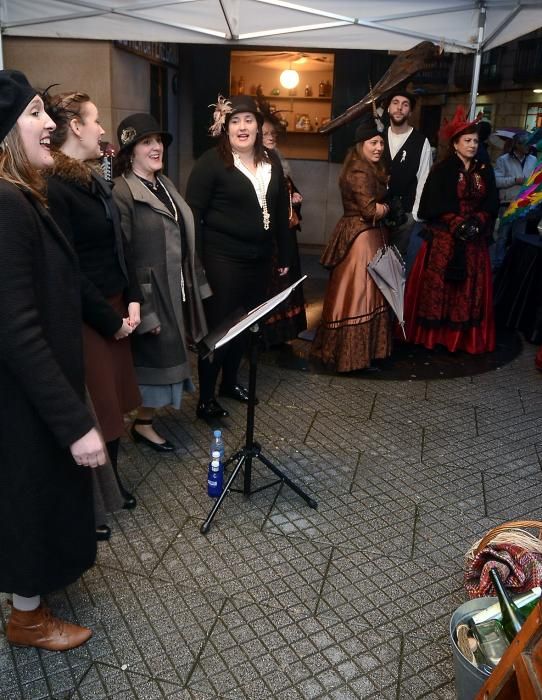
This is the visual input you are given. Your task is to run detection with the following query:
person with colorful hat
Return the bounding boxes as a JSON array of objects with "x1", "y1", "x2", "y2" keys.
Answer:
[
  {"x1": 404, "y1": 106, "x2": 499, "y2": 354},
  {"x1": 44, "y1": 90, "x2": 142, "y2": 535},
  {"x1": 311, "y1": 114, "x2": 393, "y2": 372},
  {"x1": 0, "y1": 70, "x2": 106, "y2": 650},
  {"x1": 112, "y1": 113, "x2": 210, "y2": 448},
  {"x1": 186, "y1": 95, "x2": 291, "y2": 421}
]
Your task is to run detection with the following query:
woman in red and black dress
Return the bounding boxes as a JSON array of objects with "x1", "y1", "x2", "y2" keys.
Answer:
[{"x1": 404, "y1": 107, "x2": 499, "y2": 354}]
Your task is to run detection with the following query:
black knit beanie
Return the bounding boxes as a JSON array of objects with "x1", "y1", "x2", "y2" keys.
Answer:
[{"x1": 0, "y1": 70, "x2": 37, "y2": 142}]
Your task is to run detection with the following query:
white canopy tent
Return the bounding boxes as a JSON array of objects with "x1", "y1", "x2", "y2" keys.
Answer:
[{"x1": 1, "y1": 1, "x2": 542, "y2": 116}]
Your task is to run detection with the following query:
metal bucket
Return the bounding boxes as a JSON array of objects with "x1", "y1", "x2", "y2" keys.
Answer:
[{"x1": 450, "y1": 597, "x2": 495, "y2": 700}]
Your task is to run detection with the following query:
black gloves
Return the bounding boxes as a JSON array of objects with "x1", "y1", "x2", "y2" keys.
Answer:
[
  {"x1": 383, "y1": 195, "x2": 408, "y2": 229},
  {"x1": 454, "y1": 218, "x2": 480, "y2": 242}
]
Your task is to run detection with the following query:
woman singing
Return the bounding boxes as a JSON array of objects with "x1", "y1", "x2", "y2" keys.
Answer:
[
  {"x1": 113, "y1": 113, "x2": 210, "y2": 450},
  {"x1": 186, "y1": 95, "x2": 290, "y2": 421},
  {"x1": 45, "y1": 91, "x2": 142, "y2": 535},
  {"x1": 0, "y1": 70, "x2": 105, "y2": 650}
]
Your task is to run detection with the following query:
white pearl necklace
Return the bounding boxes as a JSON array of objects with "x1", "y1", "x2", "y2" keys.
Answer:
[{"x1": 232, "y1": 152, "x2": 271, "y2": 230}]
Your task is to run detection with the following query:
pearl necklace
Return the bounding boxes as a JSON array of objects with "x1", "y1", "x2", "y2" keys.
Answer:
[
  {"x1": 139, "y1": 175, "x2": 185, "y2": 302},
  {"x1": 158, "y1": 179, "x2": 178, "y2": 223},
  {"x1": 232, "y1": 152, "x2": 270, "y2": 230}
]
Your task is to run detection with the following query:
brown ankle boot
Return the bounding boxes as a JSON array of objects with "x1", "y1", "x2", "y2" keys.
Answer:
[{"x1": 6, "y1": 604, "x2": 92, "y2": 651}]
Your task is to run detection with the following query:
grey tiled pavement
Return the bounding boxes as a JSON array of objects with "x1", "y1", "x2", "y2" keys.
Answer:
[{"x1": 2, "y1": 274, "x2": 542, "y2": 698}]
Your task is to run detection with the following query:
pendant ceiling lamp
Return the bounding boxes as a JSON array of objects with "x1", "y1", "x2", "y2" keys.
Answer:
[{"x1": 280, "y1": 68, "x2": 299, "y2": 90}]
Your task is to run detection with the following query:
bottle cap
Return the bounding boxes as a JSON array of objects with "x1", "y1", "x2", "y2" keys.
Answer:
[
  {"x1": 213, "y1": 429, "x2": 222, "y2": 437},
  {"x1": 212, "y1": 450, "x2": 220, "y2": 458}
]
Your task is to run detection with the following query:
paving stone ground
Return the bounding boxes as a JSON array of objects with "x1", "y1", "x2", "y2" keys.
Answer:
[{"x1": 2, "y1": 256, "x2": 541, "y2": 699}]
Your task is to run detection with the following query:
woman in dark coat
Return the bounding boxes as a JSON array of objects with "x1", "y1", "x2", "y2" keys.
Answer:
[
  {"x1": 113, "y1": 113, "x2": 210, "y2": 450},
  {"x1": 404, "y1": 107, "x2": 499, "y2": 354},
  {"x1": 45, "y1": 91, "x2": 142, "y2": 535},
  {"x1": 0, "y1": 70, "x2": 105, "y2": 650},
  {"x1": 311, "y1": 116, "x2": 392, "y2": 372},
  {"x1": 261, "y1": 115, "x2": 307, "y2": 346},
  {"x1": 186, "y1": 95, "x2": 291, "y2": 421}
]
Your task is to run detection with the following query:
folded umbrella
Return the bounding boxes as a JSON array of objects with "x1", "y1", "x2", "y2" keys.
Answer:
[{"x1": 367, "y1": 245, "x2": 406, "y2": 338}]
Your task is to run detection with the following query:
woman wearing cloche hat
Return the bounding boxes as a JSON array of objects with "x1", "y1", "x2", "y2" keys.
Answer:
[
  {"x1": 113, "y1": 113, "x2": 211, "y2": 448},
  {"x1": 403, "y1": 105, "x2": 499, "y2": 354},
  {"x1": 186, "y1": 94, "x2": 292, "y2": 421},
  {"x1": 0, "y1": 70, "x2": 106, "y2": 650}
]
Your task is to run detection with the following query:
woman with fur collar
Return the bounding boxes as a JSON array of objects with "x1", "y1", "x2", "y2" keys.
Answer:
[
  {"x1": 112, "y1": 113, "x2": 210, "y2": 451},
  {"x1": 45, "y1": 91, "x2": 142, "y2": 539},
  {"x1": 404, "y1": 107, "x2": 499, "y2": 354}
]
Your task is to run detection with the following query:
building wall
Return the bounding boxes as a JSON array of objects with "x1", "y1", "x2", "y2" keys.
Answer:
[{"x1": 4, "y1": 37, "x2": 114, "y2": 138}]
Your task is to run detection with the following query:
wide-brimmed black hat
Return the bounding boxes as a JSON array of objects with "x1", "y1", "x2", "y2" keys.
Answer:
[
  {"x1": 0, "y1": 70, "x2": 39, "y2": 142},
  {"x1": 116, "y1": 113, "x2": 172, "y2": 153},
  {"x1": 355, "y1": 114, "x2": 383, "y2": 143}
]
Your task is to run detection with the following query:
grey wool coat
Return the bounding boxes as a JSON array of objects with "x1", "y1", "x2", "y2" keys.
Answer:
[
  {"x1": 113, "y1": 172, "x2": 211, "y2": 385},
  {"x1": 0, "y1": 182, "x2": 96, "y2": 596}
]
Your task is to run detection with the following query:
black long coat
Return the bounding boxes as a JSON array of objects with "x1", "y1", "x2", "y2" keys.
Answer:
[{"x1": 0, "y1": 182, "x2": 96, "y2": 597}]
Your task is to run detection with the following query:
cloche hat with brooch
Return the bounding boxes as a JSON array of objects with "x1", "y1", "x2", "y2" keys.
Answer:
[{"x1": 116, "y1": 113, "x2": 172, "y2": 153}]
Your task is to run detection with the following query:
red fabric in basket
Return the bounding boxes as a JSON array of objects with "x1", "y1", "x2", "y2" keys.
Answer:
[{"x1": 465, "y1": 543, "x2": 542, "y2": 599}]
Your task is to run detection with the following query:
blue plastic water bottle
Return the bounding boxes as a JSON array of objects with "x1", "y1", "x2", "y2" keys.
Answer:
[
  {"x1": 207, "y1": 450, "x2": 223, "y2": 498},
  {"x1": 211, "y1": 429, "x2": 225, "y2": 462}
]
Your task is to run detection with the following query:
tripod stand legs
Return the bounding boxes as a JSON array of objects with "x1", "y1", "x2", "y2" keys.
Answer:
[
  {"x1": 200, "y1": 323, "x2": 317, "y2": 535},
  {"x1": 200, "y1": 444, "x2": 317, "y2": 535},
  {"x1": 257, "y1": 451, "x2": 318, "y2": 509},
  {"x1": 200, "y1": 451, "x2": 246, "y2": 535}
]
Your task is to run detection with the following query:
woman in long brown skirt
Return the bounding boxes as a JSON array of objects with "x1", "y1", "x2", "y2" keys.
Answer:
[{"x1": 311, "y1": 115, "x2": 392, "y2": 372}]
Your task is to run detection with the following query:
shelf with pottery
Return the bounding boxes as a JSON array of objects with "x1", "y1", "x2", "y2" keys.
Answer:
[{"x1": 229, "y1": 48, "x2": 334, "y2": 160}]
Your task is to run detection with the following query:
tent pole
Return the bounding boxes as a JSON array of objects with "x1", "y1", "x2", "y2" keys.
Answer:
[{"x1": 468, "y1": 2, "x2": 487, "y2": 120}]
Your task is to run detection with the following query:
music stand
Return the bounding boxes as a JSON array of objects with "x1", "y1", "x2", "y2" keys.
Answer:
[{"x1": 199, "y1": 277, "x2": 318, "y2": 535}]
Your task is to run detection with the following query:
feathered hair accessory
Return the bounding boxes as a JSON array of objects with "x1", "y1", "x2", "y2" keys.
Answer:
[
  {"x1": 439, "y1": 105, "x2": 481, "y2": 142},
  {"x1": 208, "y1": 95, "x2": 232, "y2": 137}
]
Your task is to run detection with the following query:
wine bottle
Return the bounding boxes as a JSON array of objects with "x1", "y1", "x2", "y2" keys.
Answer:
[{"x1": 489, "y1": 568, "x2": 526, "y2": 642}]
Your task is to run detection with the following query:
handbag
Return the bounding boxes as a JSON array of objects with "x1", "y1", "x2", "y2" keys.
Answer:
[{"x1": 464, "y1": 520, "x2": 542, "y2": 599}]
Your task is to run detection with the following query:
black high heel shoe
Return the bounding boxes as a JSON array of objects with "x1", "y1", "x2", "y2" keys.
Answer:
[
  {"x1": 96, "y1": 524, "x2": 111, "y2": 541},
  {"x1": 130, "y1": 418, "x2": 174, "y2": 453},
  {"x1": 219, "y1": 383, "x2": 257, "y2": 404},
  {"x1": 196, "y1": 398, "x2": 229, "y2": 421}
]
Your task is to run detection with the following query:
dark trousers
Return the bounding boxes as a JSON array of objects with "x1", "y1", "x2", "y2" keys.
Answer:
[{"x1": 199, "y1": 253, "x2": 270, "y2": 402}]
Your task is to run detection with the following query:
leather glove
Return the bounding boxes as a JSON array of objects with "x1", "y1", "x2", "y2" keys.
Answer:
[{"x1": 454, "y1": 218, "x2": 480, "y2": 242}]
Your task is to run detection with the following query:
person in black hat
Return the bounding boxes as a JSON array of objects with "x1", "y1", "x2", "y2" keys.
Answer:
[
  {"x1": 186, "y1": 94, "x2": 291, "y2": 421},
  {"x1": 382, "y1": 88, "x2": 432, "y2": 268},
  {"x1": 0, "y1": 70, "x2": 106, "y2": 650},
  {"x1": 311, "y1": 115, "x2": 393, "y2": 372},
  {"x1": 44, "y1": 90, "x2": 142, "y2": 528},
  {"x1": 112, "y1": 113, "x2": 211, "y2": 448}
]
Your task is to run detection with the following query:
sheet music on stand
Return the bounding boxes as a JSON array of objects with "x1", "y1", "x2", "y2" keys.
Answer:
[{"x1": 200, "y1": 275, "x2": 307, "y2": 357}]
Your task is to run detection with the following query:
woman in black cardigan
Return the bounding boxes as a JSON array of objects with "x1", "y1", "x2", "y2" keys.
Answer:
[
  {"x1": 186, "y1": 95, "x2": 290, "y2": 421},
  {"x1": 45, "y1": 91, "x2": 142, "y2": 536}
]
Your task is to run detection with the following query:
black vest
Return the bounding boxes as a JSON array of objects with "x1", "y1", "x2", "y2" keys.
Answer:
[{"x1": 384, "y1": 128, "x2": 426, "y2": 214}]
